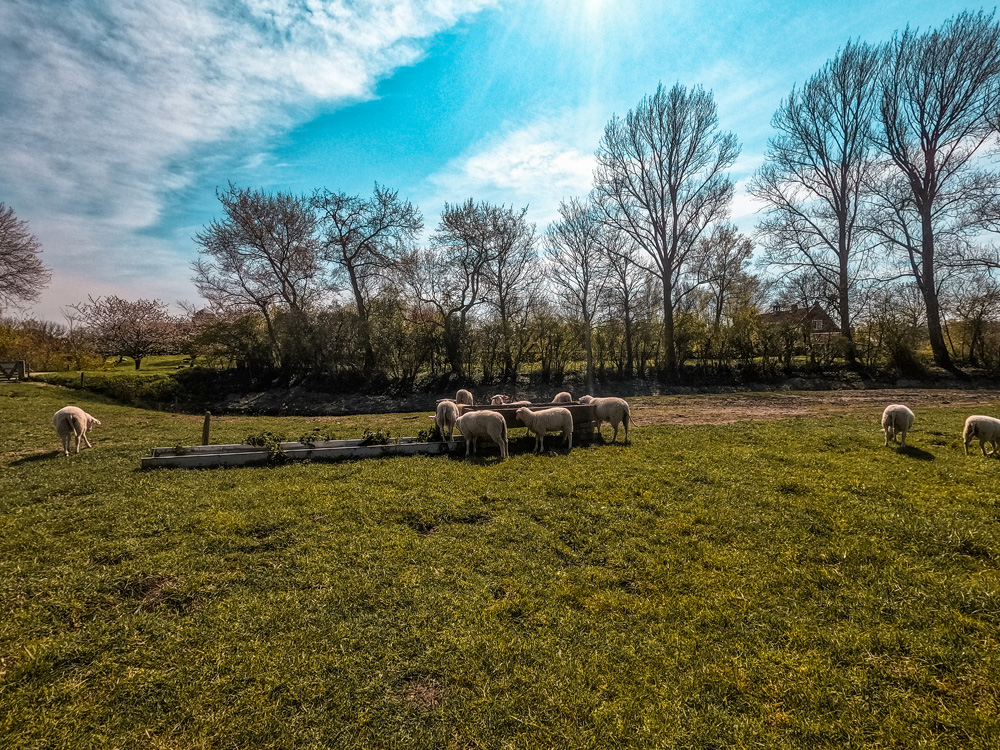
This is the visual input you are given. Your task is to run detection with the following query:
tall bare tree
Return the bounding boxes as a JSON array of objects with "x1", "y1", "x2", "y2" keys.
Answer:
[
  {"x1": 694, "y1": 223, "x2": 755, "y2": 334},
  {"x1": 872, "y1": 10, "x2": 1000, "y2": 369},
  {"x1": 192, "y1": 184, "x2": 321, "y2": 367},
  {"x1": 594, "y1": 81, "x2": 739, "y2": 375},
  {"x1": 597, "y1": 225, "x2": 647, "y2": 377},
  {"x1": 545, "y1": 197, "x2": 607, "y2": 393},
  {"x1": 0, "y1": 203, "x2": 51, "y2": 310},
  {"x1": 401, "y1": 200, "x2": 495, "y2": 378},
  {"x1": 482, "y1": 204, "x2": 540, "y2": 382},
  {"x1": 312, "y1": 184, "x2": 422, "y2": 376},
  {"x1": 751, "y1": 41, "x2": 880, "y2": 360}
]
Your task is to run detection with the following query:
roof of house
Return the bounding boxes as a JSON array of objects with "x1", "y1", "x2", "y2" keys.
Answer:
[{"x1": 758, "y1": 303, "x2": 838, "y2": 330}]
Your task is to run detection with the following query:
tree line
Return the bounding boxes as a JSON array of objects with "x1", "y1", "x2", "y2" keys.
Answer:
[{"x1": 3, "y1": 10, "x2": 1000, "y2": 387}]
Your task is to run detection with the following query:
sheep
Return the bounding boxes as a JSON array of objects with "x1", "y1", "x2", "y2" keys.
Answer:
[
  {"x1": 490, "y1": 394, "x2": 509, "y2": 406},
  {"x1": 434, "y1": 400, "x2": 461, "y2": 443},
  {"x1": 507, "y1": 400, "x2": 533, "y2": 406},
  {"x1": 53, "y1": 406, "x2": 101, "y2": 455},
  {"x1": 881, "y1": 404, "x2": 915, "y2": 447},
  {"x1": 455, "y1": 389, "x2": 474, "y2": 406},
  {"x1": 578, "y1": 395, "x2": 593, "y2": 404},
  {"x1": 516, "y1": 406, "x2": 574, "y2": 454},
  {"x1": 963, "y1": 415, "x2": 1000, "y2": 457},
  {"x1": 454, "y1": 410, "x2": 509, "y2": 459},
  {"x1": 585, "y1": 396, "x2": 636, "y2": 444},
  {"x1": 552, "y1": 392, "x2": 573, "y2": 403}
]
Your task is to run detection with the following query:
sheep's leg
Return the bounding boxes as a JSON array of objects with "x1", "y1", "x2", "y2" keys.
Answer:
[
  {"x1": 566, "y1": 428, "x2": 572, "y2": 452},
  {"x1": 83, "y1": 433, "x2": 93, "y2": 449},
  {"x1": 900, "y1": 429, "x2": 906, "y2": 447},
  {"x1": 611, "y1": 421, "x2": 619, "y2": 443},
  {"x1": 624, "y1": 421, "x2": 630, "y2": 445},
  {"x1": 981, "y1": 439, "x2": 989, "y2": 457},
  {"x1": 537, "y1": 431, "x2": 545, "y2": 453}
]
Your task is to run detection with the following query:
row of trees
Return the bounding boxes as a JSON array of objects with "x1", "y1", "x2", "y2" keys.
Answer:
[{"x1": 4, "y1": 11, "x2": 1000, "y2": 386}]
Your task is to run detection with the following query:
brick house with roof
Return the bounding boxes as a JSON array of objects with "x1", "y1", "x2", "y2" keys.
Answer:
[{"x1": 757, "y1": 303, "x2": 841, "y2": 341}]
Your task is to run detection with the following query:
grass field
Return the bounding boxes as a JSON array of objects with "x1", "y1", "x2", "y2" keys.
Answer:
[{"x1": 2, "y1": 382, "x2": 999, "y2": 748}]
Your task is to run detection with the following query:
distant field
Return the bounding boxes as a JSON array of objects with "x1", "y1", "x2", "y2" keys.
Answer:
[{"x1": 2, "y1": 381, "x2": 999, "y2": 748}]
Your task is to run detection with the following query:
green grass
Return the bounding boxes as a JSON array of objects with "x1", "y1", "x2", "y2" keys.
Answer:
[{"x1": 2, "y1": 383, "x2": 999, "y2": 748}]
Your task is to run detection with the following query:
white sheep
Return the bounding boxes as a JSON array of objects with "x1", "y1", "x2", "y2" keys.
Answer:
[
  {"x1": 490, "y1": 394, "x2": 509, "y2": 406},
  {"x1": 455, "y1": 410, "x2": 509, "y2": 459},
  {"x1": 552, "y1": 392, "x2": 573, "y2": 403},
  {"x1": 585, "y1": 396, "x2": 636, "y2": 444},
  {"x1": 881, "y1": 404, "x2": 915, "y2": 447},
  {"x1": 434, "y1": 400, "x2": 461, "y2": 443},
  {"x1": 578, "y1": 395, "x2": 593, "y2": 404},
  {"x1": 516, "y1": 406, "x2": 574, "y2": 454},
  {"x1": 963, "y1": 415, "x2": 1000, "y2": 456},
  {"x1": 53, "y1": 406, "x2": 101, "y2": 455},
  {"x1": 455, "y1": 389, "x2": 474, "y2": 406}
]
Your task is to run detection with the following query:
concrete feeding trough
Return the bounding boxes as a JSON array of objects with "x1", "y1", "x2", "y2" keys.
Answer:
[
  {"x1": 141, "y1": 402, "x2": 597, "y2": 469},
  {"x1": 141, "y1": 436, "x2": 462, "y2": 469}
]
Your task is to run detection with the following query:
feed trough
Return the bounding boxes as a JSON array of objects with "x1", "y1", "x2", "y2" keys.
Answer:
[{"x1": 141, "y1": 436, "x2": 462, "y2": 469}]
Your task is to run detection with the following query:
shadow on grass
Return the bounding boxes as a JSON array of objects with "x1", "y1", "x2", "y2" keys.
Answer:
[
  {"x1": 898, "y1": 445, "x2": 935, "y2": 461},
  {"x1": 9, "y1": 450, "x2": 64, "y2": 465}
]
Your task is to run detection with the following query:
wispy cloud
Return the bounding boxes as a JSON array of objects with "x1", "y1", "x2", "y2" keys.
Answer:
[
  {"x1": 0, "y1": 0, "x2": 494, "y2": 316},
  {"x1": 425, "y1": 113, "x2": 601, "y2": 229}
]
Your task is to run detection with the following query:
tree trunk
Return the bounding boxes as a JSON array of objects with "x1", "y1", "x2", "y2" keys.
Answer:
[
  {"x1": 838, "y1": 253, "x2": 856, "y2": 364},
  {"x1": 584, "y1": 320, "x2": 595, "y2": 395},
  {"x1": 661, "y1": 277, "x2": 678, "y2": 375},
  {"x1": 623, "y1": 305, "x2": 634, "y2": 377},
  {"x1": 919, "y1": 210, "x2": 954, "y2": 370},
  {"x1": 133, "y1": 357, "x2": 142, "y2": 370},
  {"x1": 346, "y1": 264, "x2": 376, "y2": 376}
]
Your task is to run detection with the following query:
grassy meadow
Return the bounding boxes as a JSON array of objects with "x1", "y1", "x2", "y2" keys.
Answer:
[{"x1": 1, "y1": 381, "x2": 999, "y2": 748}]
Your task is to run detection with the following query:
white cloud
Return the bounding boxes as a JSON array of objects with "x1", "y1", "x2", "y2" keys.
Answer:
[
  {"x1": 425, "y1": 114, "x2": 600, "y2": 229},
  {"x1": 0, "y1": 0, "x2": 494, "y2": 319}
]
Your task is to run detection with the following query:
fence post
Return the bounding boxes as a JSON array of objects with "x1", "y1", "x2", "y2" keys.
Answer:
[{"x1": 202, "y1": 412, "x2": 212, "y2": 446}]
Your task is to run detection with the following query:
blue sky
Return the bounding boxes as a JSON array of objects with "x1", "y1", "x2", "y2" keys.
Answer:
[{"x1": 0, "y1": 0, "x2": 980, "y2": 321}]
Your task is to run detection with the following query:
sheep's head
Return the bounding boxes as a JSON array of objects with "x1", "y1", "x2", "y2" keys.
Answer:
[
  {"x1": 515, "y1": 407, "x2": 530, "y2": 421},
  {"x1": 490, "y1": 394, "x2": 506, "y2": 405},
  {"x1": 87, "y1": 417, "x2": 101, "y2": 430},
  {"x1": 578, "y1": 395, "x2": 593, "y2": 404}
]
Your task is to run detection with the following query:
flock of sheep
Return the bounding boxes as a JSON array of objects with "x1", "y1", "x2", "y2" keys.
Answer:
[
  {"x1": 49, "y1": 398, "x2": 1000, "y2": 460},
  {"x1": 434, "y1": 390, "x2": 636, "y2": 460},
  {"x1": 881, "y1": 403, "x2": 1000, "y2": 456}
]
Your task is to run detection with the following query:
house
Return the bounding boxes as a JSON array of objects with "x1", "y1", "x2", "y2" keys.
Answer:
[{"x1": 757, "y1": 303, "x2": 841, "y2": 339}]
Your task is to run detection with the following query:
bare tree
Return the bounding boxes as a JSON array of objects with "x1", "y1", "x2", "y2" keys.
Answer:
[
  {"x1": 312, "y1": 184, "x2": 422, "y2": 376},
  {"x1": 0, "y1": 203, "x2": 51, "y2": 310},
  {"x1": 873, "y1": 10, "x2": 1000, "y2": 369},
  {"x1": 482, "y1": 204, "x2": 541, "y2": 382},
  {"x1": 693, "y1": 224, "x2": 755, "y2": 348},
  {"x1": 597, "y1": 225, "x2": 648, "y2": 377},
  {"x1": 750, "y1": 41, "x2": 880, "y2": 360},
  {"x1": 192, "y1": 184, "x2": 321, "y2": 367},
  {"x1": 401, "y1": 200, "x2": 494, "y2": 378},
  {"x1": 545, "y1": 197, "x2": 607, "y2": 393},
  {"x1": 70, "y1": 295, "x2": 173, "y2": 370},
  {"x1": 594, "y1": 82, "x2": 739, "y2": 375}
]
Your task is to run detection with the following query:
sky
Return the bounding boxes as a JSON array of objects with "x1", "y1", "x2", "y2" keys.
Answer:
[{"x1": 0, "y1": 0, "x2": 982, "y2": 322}]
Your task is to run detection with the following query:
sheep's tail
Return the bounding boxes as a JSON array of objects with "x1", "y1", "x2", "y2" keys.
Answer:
[{"x1": 627, "y1": 408, "x2": 638, "y2": 427}]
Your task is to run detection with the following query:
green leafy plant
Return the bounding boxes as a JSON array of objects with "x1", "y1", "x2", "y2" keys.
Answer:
[
  {"x1": 359, "y1": 428, "x2": 393, "y2": 446},
  {"x1": 244, "y1": 430, "x2": 289, "y2": 464}
]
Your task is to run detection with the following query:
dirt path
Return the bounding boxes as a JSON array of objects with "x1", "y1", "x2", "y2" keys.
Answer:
[{"x1": 629, "y1": 389, "x2": 1000, "y2": 426}]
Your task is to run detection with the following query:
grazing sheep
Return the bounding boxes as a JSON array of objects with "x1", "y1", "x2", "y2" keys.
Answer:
[
  {"x1": 455, "y1": 410, "x2": 509, "y2": 459},
  {"x1": 881, "y1": 404, "x2": 915, "y2": 447},
  {"x1": 516, "y1": 407, "x2": 574, "y2": 453},
  {"x1": 53, "y1": 406, "x2": 101, "y2": 455},
  {"x1": 434, "y1": 400, "x2": 461, "y2": 443},
  {"x1": 963, "y1": 415, "x2": 1000, "y2": 457},
  {"x1": 552, "y1": 392, "x2": 573, "y2": 403},
  {"x1": 455, "y1": 389, "x2": 474, "y2": 406},
  {"x1": 578, "y1": 395, "x2": 593, "y2": 404},
  {"x1": 586, "y1": 396, "x2": 636, "y2": 444}
]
